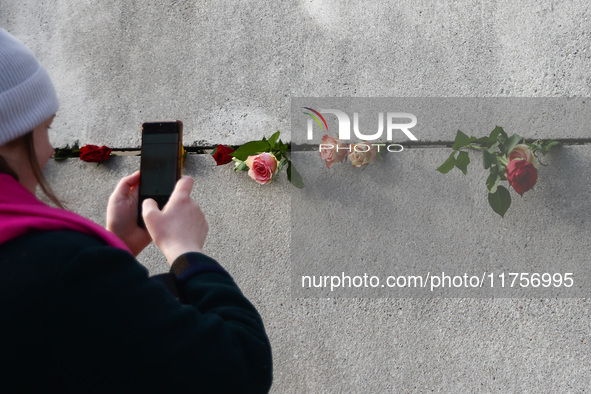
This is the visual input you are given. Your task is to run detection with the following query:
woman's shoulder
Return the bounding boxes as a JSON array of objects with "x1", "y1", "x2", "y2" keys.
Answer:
[
  {"x1": 2, "y1": 229, "x2": 107, "y2": 254},
  {"x1": 0, "y1": 230, "x2": 115, "y2": 281}
]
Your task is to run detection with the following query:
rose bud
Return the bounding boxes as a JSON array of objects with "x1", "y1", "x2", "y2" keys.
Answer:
[
  {"x1": 319, "y1": 135, "x2": 348, "y2": 169},
  {"x1": 212, "y1": 144, "x2": 235, "y2": 165},
  {"x1": 506, "y1": 159, "x2": 538, "y2": 195},
  {"x1": 508, "y1": 144, "x2": 536, "y2": 167},
  {"x1": 348, "y1": 142, "x2": 377, "y2": 167},
  {"x1": 79, "y1": 144, "x2": 112, "y2": 163},
  {"x1": 245, "y1": 152, "x2": 278, "y2": 184}
]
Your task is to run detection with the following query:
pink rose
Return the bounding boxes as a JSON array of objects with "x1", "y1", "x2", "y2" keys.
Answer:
[
  {"x1": 245, "y1": 152, "x2": 278, "y2": 184},
  {"x1": 319, "y1": 135, "x2": 348, "y2": 168},
  {"x1": 348, "y1": 142, "x2": 377, "y2": 167},
  {"x1": 508, "y1": 144, "x2": 536, "y2": 166}
]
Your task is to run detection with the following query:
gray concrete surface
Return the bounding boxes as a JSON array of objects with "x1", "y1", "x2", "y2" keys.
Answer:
[
  {"x1": 291, "y1": 146, "x2": 591, "y2": 298},
  {"x1": 4, "y1": 0, "x2": 591, "y2": 391},
  {"x1": 43, "y1": 148, "x2": 591, "y2": 391},
  {"x1": 3, "y1": 1, "x2": 591, "y2": 148}
]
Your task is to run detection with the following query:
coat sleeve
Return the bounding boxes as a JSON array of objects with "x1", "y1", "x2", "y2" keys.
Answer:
[{"x1": 45, "y1": 243, "x2": 273, "y2": 393}]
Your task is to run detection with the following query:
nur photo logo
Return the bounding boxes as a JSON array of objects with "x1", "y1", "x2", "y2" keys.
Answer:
[
  {"x1": 302, "y1": 106, "x2": 419, "y2": 168},
  {"x1": 303, "y1": 107, "x2": 418, "y2": 142}
]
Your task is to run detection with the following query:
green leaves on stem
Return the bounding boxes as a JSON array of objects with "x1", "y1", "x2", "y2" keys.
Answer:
[
  {"x1": 231, "y1": 141, "x2": 272, "y2": 162},
  {"x1": 488, "y1": 185, "x2": 511, "y2": 218},
  {"x1": 436, "y1": 152, "x2": 457, "y2": 174},
  {"x1": 437, "y1": 127, "x2": 560, "y2": 217},
  {"x1": 287, "y1": 160, "x2": 304, "y2": 189},
  {"x1": 435, "y1": 150, "x2": 470, "y2": 175},
  {"x1": 53, "y1": 141, "x2": 80, "y2": 161},
  {"x1": 230, "y1": 131, "x2": 304, "y2": 188}
]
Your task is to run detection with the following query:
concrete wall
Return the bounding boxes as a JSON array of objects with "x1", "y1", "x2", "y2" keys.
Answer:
[
  {"x1": 5, "y1": 1, "x2": 591, "y2": 148},
  {"x1": 3, "y1": 1, "x2": 591, "y2": 391}
]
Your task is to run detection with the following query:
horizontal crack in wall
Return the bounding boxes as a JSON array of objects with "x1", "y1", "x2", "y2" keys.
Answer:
[{"x1": 56, "y1": 138, "x2": 591, "y2": 154}]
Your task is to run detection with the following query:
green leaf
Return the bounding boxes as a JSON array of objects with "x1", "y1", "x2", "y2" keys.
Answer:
[
  {"x1": 476, "y1": 136, "x2": 490, "y2": 146},
  {"x1": 268, "y1": 131, "x2": 280, "y2": 149},
  {"x1": 53, "y1": 142, "x2": 80, "y2": 161},
  {"x1": 277, "y1": 157, "x2": 288, "y2": 172},
  {"x1": 53, "y1": 149, "x2": 75, "y2": 161},
  {"x1": 287, "y1": 161, "x2": 304, "y2": 188},
  {"x1": 436, "y1": 152, "x2": 457, "y2": 174},
  {"x1": 546, "y1": 140, "x2": 561, "y2": 148},
  {"x1": 488, "y1": 185, "x2": 511, "y2": 217},
  {"x1": 530, "y1": 141, "x2": 543, "y2": 151},
  {"x1": 230, "y1": 140, "x2": 271, "y2": 161},
  {"x1": 274, "y1": 150, "x2": 286, "y2": 162},
  {"x1": 504, "y1": 134, "x2": 522, "y2": 156},
  {"x1": 451, "y1": 130, "x2": 472, "y2": 150},
  {"x1": 455, "y1": 151, "x2": 470, "y2": 175},
  {"x1": 488, "y1": 127, "x2": 499, "y2": 143},
  {"x1": 543, "y1": 140, "x2": 561, "y2": 153},
  {"x1": 486, "y1": 172, "x2": 501, "y2": 193},
  {"x1": 210, "y1": 146, "x2": 218, "y2": 156},
  {"x1": 233, "y1": 160, "x2": 248, "y2": 172},
  {"x1": 489, "y1": 126, "x2": 507, "y2": 145},
  {"x1": 482, "y1": 149, "x2": 495, "y2": 169},
  {"x1": 274, "y1": 139, "x2": 289, "y2": 152}
]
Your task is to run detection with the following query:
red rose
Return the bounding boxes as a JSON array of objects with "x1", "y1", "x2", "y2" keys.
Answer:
[
  {"x1": 79, "y1": 145, "x2": 112, "y2": 163},
  {"x1": 506, "y1": 159, "x2": 537, "y2": 195},
  {"x1": 212, "y1": 145, "x2": 235, "y2": 165}
]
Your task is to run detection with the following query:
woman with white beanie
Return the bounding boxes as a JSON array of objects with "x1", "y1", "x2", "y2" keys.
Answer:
[{"x1": 0, "y1": 28, "x2": 272, "y2": 393}]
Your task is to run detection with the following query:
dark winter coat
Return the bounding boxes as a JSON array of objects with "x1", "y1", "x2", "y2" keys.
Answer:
[{"x1": 0, "y1": 230, "x2": 272, "y2": 393}]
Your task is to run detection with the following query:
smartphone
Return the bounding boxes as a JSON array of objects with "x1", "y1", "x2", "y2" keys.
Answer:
[{"x1": 137, "y1": 121, "x2": 183, "y2": 227}]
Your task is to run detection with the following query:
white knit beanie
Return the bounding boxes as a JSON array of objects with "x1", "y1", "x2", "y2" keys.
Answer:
[{"x1": 0, "y1": 28, "x2": 59, "y2": 146}]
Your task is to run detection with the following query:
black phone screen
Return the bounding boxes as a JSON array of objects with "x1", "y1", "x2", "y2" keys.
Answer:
[
  {"x1": 139, "y1": 132, "x2": 179, "y2": 198},
  {"x1": 138, "y1": 121, "x2": 182, "y2": 227}
]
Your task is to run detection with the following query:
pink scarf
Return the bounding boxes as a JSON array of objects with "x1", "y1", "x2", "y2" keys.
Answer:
[{"x1": 0, "y1": 173, "x2": 130, "y2": 252}]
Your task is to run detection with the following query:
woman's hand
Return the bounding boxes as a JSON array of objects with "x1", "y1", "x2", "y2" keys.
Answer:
[
  {"x1": 142, "y1": 176, "x2": 208, "y2": 265},
  {"x1": 106, "y1": 171, "x2": 152, "y2": 256}
]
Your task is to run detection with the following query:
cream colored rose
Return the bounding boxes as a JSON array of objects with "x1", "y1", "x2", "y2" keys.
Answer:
[
  {"x1": 508, "y1": 144, "x2": 536, "y2": 167},
  {"x1": 319, "y1": 134, "x2": 348, "y2": 168},
  {"x1": 348, "y1": 142, "x2": 377, "y2": 167}
]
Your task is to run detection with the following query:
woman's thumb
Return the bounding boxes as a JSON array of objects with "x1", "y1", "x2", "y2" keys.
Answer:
[{"x1": 142, "y1": 198, "x2": 160, "y2": 223}]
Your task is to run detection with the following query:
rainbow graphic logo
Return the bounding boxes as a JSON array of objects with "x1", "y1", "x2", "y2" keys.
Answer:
[
  {"x1": 302, "y1": 106, "x2": 418, "y2": 142},
  {"x1": 303, "y1": 107, "x2": 329, "y2": 134}
]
